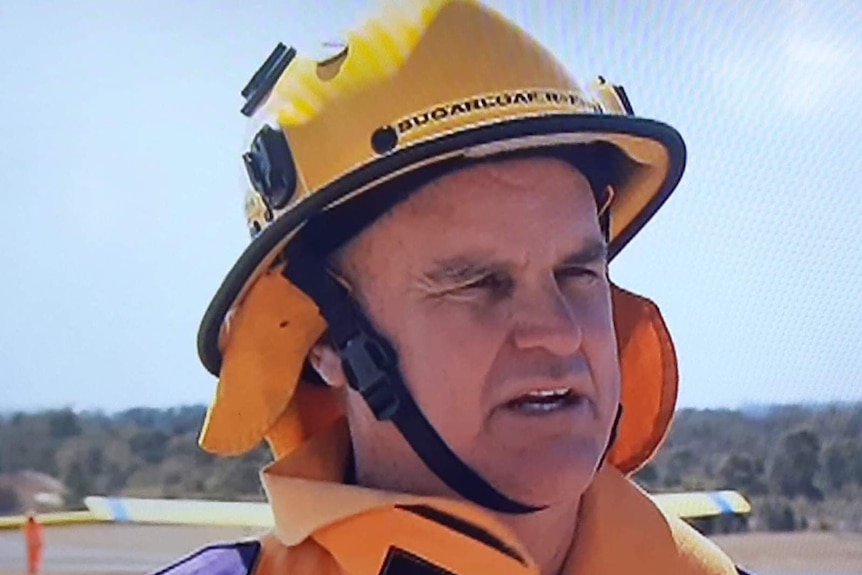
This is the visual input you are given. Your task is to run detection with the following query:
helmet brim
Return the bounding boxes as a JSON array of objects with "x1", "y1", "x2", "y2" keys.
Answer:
[{"x1": 198, "y1": 113, "x2": 685, "y2": 376}]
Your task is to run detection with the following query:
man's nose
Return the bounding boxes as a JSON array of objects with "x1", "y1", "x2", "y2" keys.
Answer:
[{"x1": 510, "y1": 282, "x2": 583, "y2": 357}]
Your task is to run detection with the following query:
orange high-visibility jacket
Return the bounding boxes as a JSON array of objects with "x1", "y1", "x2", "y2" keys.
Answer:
[{"x1": 154, "y1": 423, "x2": 751, "y2": 575}]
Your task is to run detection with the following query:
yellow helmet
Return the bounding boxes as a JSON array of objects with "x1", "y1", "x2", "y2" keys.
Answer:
[
  {"x1": 198, "y1": 0, "x2": 684, "y2": 375},
  {"x1": 196, "y1": 0, "x2": 684, "y2": 513}
]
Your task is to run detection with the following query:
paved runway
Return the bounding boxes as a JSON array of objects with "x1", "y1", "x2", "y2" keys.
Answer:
[
  {"x1": 1, "y1": 524, "x2": 860, "y2": 574},
  {"x1": 0, "y1": 524, "x2": 260, "y2": 574}
]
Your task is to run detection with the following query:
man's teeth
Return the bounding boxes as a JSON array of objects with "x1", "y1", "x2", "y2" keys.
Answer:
[
  {"x1": 507, "y1": 388, "x2": 578, "y2": 412},
  {"x1": 524, "y1": 388, "x2": 570, "y2": 399}
]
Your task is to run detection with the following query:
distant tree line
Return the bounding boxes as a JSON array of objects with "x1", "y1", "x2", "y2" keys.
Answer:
[
  {"x1": 633, "y1": 403, "x2": 862, "y2": 532},
  {"x1": 0, "y1": 406, "x2": 271, "y2": 513},
  {"x1": 1, "y1": 402, "x2": 861, "y2": 532}
]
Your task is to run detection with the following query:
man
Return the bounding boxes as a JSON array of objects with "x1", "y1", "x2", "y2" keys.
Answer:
[{"x1": 158, "y1": 1, "x2": 752, "y2": 573}]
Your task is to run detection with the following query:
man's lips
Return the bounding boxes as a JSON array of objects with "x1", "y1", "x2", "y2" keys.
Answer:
[
  {"x1": 504, "y1": 387, "x2": 587, "y2": 414},
  {"x1": 496, "y1": 377, "x2": 594, "y2": 415}
]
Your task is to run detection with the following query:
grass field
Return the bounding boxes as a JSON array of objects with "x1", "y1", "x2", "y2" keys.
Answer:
[{"x1": 0, "y1": 525, "x2": 860, "y2": 574}]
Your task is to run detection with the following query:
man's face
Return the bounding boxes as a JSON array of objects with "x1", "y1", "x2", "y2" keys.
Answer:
[{"x1": 333, "y1": 156, "x2": 621, "y2": 505}]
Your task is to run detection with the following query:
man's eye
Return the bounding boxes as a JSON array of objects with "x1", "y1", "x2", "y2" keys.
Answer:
[
  {"x1": 556, "y1": 267, "x2": 601, "y2": 282},
  {"x1": 460, "y1": 274, "x2": 512, "y2": 295}
]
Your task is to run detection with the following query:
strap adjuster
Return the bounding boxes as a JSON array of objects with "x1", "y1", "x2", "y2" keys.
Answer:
[{"x1": 340, "y1": 330, "x2": 401, "y2": 420}]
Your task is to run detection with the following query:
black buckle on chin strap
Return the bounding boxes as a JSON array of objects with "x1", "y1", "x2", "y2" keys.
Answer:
[
  {"x1": 340, "y1": 328, "x2": 401, "y2": 420},
  {"x1": 283, "y1": 248, "x2": 400, "y2": 420}
]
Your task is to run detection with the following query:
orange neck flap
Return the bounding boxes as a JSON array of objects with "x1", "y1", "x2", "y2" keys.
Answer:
[{"x1": 199, "y1": 270, "x2": 678, "y2": 478}]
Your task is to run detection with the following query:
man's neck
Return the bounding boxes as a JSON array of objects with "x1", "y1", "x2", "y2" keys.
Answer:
[
  {"x1": 351, "y1": 446, "x2": 581, "y2": 575},
  {"x1": 493, "y1": 498, "x2": 579, "y2": 575},
  {"x1": 355, "y1": 468, "x2": 579, "y2": 575}
]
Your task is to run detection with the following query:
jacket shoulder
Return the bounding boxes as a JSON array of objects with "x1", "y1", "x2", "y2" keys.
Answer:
[
  {"x1": 661, "y1": 512, "x2": 744, "y2": 574},
  {"x1": 150, "y1": 540, "x2": 262, "y2": 575}
]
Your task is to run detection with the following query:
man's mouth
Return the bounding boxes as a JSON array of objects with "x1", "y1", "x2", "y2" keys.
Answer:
[{"x1": 504, "y1": 387, "x2": 585, "y2": 414}]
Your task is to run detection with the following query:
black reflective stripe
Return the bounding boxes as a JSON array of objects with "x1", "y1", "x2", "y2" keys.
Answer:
[
  {"x1": 398, "y1": 504, "x2": 526, "y2": 565},
  {"x1": 736, "y1": 567, "x2": 756, "y2": 575},
  {"x1": 379, "y1": 547, "x2": 456, "y2": 575},
  {"x1": 284, "y1": 245, "x2": 543, "y2": 515}
]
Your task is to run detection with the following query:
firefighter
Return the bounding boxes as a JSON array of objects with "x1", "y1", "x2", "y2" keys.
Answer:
[{"x1": 155, "y1": 1, "x2": 751, "y2": 573}]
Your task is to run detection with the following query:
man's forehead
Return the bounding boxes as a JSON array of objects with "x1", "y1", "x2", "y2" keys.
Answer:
[
  {"x1": 372, "y1": 165, "x2": 599, "y2": 250},
  {"x1": 407, "y1": 155, "x2": 592, "y2": 208},
  {"x1": 333, "y1": 153, "x2": 604, "y2": 275}
]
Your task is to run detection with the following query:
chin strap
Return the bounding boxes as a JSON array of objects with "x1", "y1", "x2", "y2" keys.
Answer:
[
  {"x1": 284, "y1": 242, "x2": 544, "y2": 515},
  {"x1": 598, "y1": 404, "x2": 623, "y2": 471}
]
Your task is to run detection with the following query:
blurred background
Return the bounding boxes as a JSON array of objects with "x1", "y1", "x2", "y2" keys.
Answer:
[{"x1": 0, "y1": 1, "x2": 860, "y2": 573}]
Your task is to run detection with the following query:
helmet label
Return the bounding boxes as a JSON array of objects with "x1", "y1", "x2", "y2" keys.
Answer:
[{"x1": 394, "y1": 89, "x2": 601, "y2": 135}]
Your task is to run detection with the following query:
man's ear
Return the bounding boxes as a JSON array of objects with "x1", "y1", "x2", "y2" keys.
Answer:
[{"x1": 309, "y1": 343, "x2": 348, "y2": 389}]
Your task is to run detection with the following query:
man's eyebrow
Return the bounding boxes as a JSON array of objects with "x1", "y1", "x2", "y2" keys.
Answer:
[
  {"x1": 421, "y1": 241, "x2": 607, "y2": 284},
  {"x1": 422, "y1": 256, "x2": 500, "y2": 285},
  {"x1": 560, "y1": 240, "x2": 609, "y2": 266}
]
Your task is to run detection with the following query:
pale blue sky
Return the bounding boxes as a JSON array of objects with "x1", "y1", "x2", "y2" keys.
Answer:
[{"x1": 1, "y1": 1, "x2": 860, "y2": 412}]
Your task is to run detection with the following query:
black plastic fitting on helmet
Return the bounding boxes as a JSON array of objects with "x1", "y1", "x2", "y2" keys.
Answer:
[
  {"x1": 241, "y1": 43, "x2": 297, "y2": 117},
  {"x1": 613, "y1": 85, "x2": 634, "y2": 115},
  {"x1": 243, "y1": 125, "x2": 298, "y2": 210}
]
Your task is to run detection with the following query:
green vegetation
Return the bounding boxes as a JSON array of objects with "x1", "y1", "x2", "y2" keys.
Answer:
[
  {"x1": 634, "y1": 403, "x2": 862, "y2": 532},
  {"x1": 1, "y1": 403, "x2": 861, "y2": 532}
]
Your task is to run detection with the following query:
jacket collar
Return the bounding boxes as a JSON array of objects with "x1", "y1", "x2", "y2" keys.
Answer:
[
  {"x1": 260, "y1": 419, "x2": 737, "y2": 575},
  {"x1": 260, "y1": 419, "x2": 528, "y2": 553}
]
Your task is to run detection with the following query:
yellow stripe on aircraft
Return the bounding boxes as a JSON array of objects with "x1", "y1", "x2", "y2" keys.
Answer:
[
  {"x1": 0, "y1": 510, "x2": 103, "y2": 530},
  {"x1": 0, "y1": 489, "x2": 750, "y2": 530},
  {"x1": 650, "y1": 490, "x2": 751, "y2": 519},
  {"x1": 84, "y1": 496, "x2": 274, "y2": 528}
]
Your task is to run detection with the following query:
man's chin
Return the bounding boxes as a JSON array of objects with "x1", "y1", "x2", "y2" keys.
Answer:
[{"x1": 479, "y1": 444, "x2": 604, "y2": 509}]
